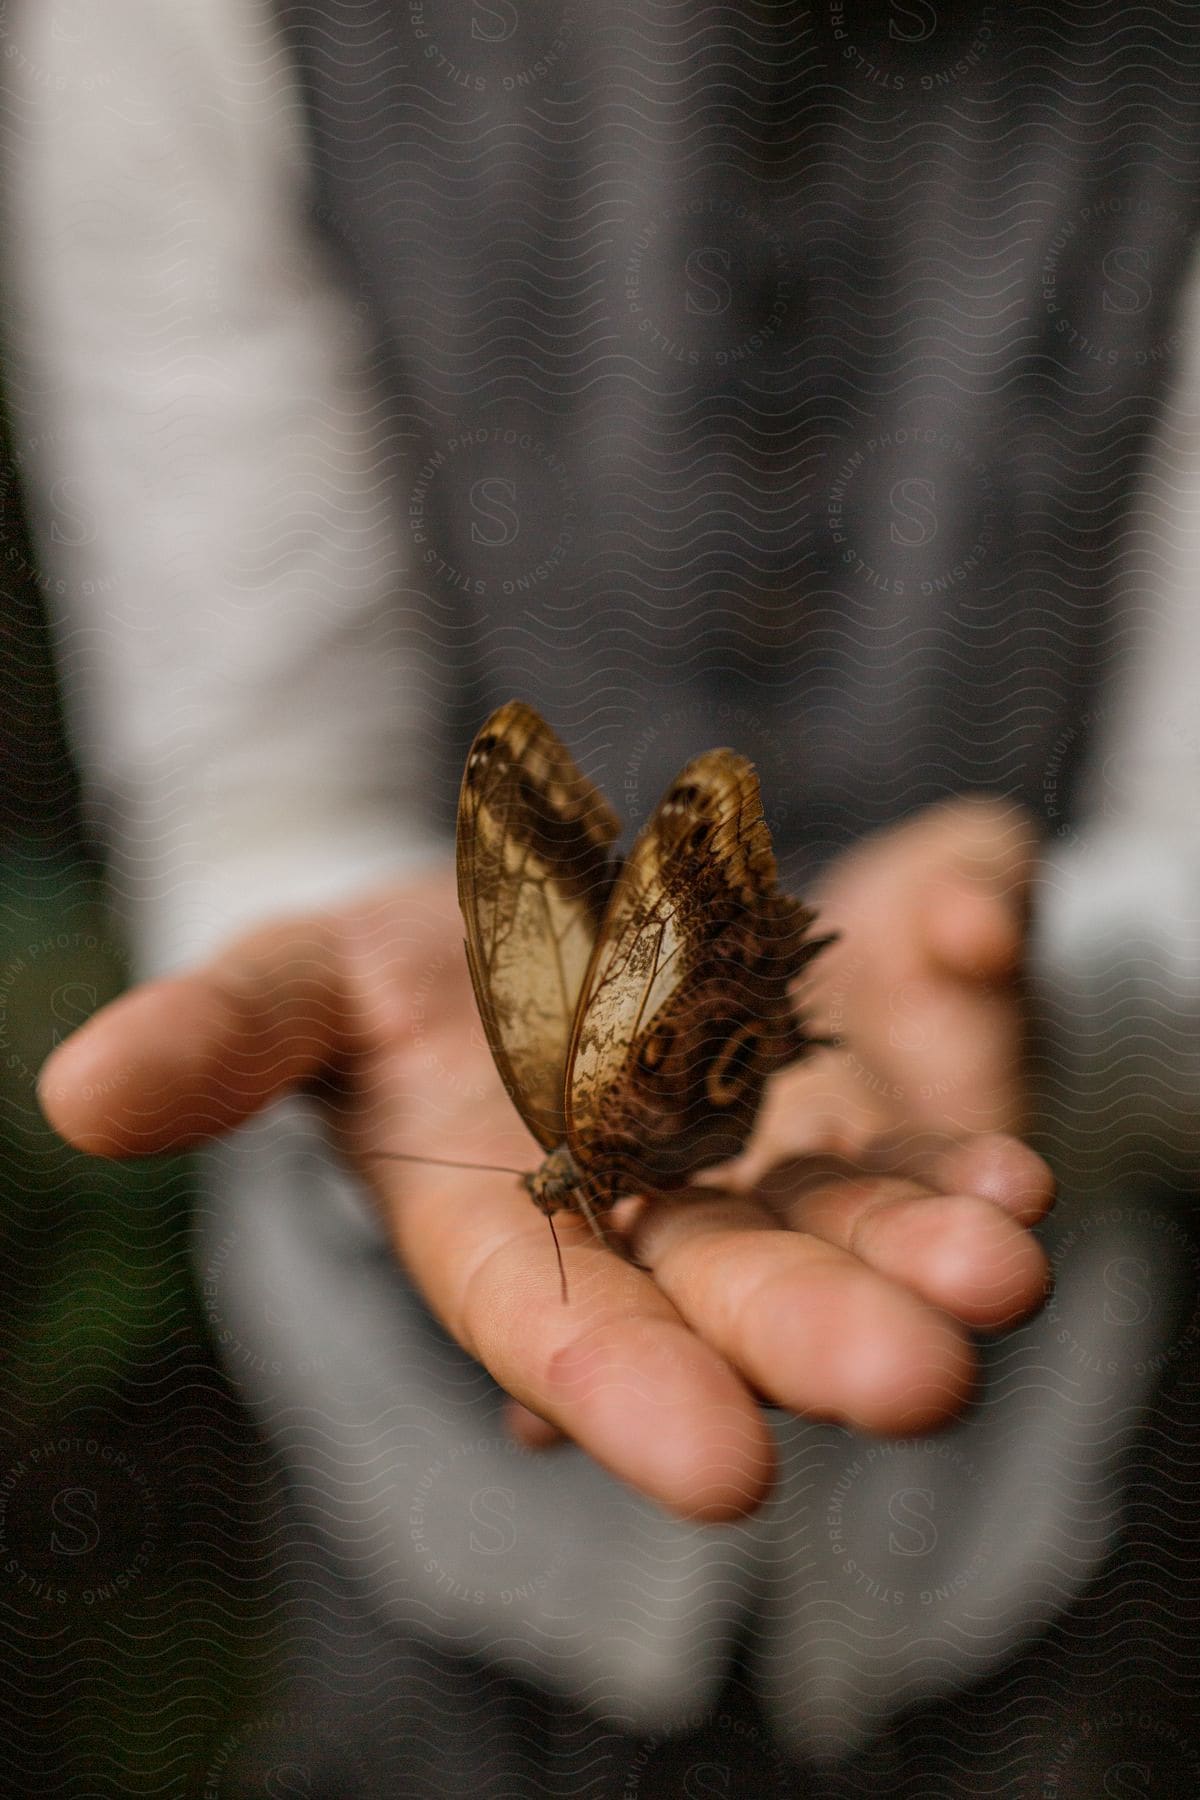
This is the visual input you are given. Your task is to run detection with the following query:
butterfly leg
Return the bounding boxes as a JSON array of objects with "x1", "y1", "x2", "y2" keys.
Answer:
[
  {"x1": 573, "y1": 1183, "x2": 615, "y2": 1248},
  {"x1": 576, "y1": 1181, "x2": 654, "y2": 1272}
]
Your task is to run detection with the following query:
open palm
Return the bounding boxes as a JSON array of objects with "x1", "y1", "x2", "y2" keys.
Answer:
[{"x1": 39, "y1": 863, "x2": 1052, "y2": 1521}]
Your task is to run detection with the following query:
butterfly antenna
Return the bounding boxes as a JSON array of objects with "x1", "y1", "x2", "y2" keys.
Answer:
[
  {"x1": 369, "y1": 1151, "x2": 529, "y2": 1177},
  {"x1": 546, "y1": 1212, "x2": 569, "y2": 1305}
]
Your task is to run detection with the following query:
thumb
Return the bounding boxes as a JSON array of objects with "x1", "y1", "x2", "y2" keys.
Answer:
[
  {"x1": 38, "y1": 914, "x2": 350, "y2": 1156},
  {"x1": 922, "y1": 877, "x2": 1023, "y2": 979}
]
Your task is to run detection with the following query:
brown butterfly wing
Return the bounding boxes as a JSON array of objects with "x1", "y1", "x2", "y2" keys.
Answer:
[
  {"x1": 564, "y1": 751, "x2": 827, "y2": 1198},
  {"x1": 457, "y1": 701, "x2": 621, "y2": 1151}
]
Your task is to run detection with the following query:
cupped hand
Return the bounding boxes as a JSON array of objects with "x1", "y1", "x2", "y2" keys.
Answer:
[{"x1": 38, "y1": 860, "x2": 1053, "y2": 1524}]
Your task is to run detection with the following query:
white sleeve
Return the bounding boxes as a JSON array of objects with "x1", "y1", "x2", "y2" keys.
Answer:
[
  {"x1": 0, "y1": 0, "x2": 447, "y2": 980},
  {"x1": 1028, "y1": 243, "x2": 1200, "y2": 1188}
]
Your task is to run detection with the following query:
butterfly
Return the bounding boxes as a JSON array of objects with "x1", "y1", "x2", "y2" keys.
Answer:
[{"x1": 455, "y1": 700, "x2": 833, "y2": 1262}]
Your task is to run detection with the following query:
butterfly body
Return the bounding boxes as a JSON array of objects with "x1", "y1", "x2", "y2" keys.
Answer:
[
  {"x1": 457, "y1": 701, "x2": 831, "y2": 1241},
  {"x1": 521, "y1": 1143, "x2": 586, "y2": 1216}
]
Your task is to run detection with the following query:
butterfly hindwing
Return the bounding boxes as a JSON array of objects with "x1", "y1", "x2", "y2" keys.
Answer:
[
  {"x1": 564, "y1": 751, "x2": 824, "y2": 1198},
  {"x1": 456, "y1": 701, "x2": 621, "y2": 1150}
]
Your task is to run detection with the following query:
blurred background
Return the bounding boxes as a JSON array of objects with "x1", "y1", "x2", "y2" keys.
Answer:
[{"x1": 0, "y1": 388, "x2": 285, "y2": 1795}]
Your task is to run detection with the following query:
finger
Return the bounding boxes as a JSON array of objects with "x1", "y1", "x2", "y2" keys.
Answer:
[
  {"x1": 710, "y1": 1052, "x2": 894, "y2": 1192},
  {"x1": 919, "y1": 798, "x2": 1036, "y2": 978},
  {"x1": 381, "y1": 1160, "x2": 776, "y2": 1522},
  {"x1": 856, "y1": 1128, "x2": 1056, "y2": 1226},
  {"x1": 840, "y1": 965, "x2": 1026, "y2": 1134},
  {"x1": 771, "y1": 1175, "x2": 1048, "y2": 1330},
  {"x1": 923, "y1": 877, "x2": 1023, "y2": 979},
  {"x1": 629, "y1": 1191, "x2": 975, "y2": 1433},
  {"x1": 503, "y1": 1398, "x2": 565, "y2": 1451},
  {"x1": 38, "y1": 914, "x2": 349, "y2": 1156},
  {"x1": 923, "y1": 1132, "x2": 1056, "y2": 1226}
]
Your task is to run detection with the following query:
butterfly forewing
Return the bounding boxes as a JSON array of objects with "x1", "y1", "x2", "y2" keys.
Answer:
[
  {"x1": 564, "y1": 750, "x2": 824, "y2": 1197},
  {"x1": 457, "y1": 701, "x2": 621, "y2": 1150}
]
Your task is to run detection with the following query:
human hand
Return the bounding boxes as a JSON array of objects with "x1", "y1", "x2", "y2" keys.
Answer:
[
  {"x1": 38, "y1": 862, "x2": 1052, "y2": 1523},
  {"x1": 790, "y1": 795, "x2": 1037, "y2": 1145}
]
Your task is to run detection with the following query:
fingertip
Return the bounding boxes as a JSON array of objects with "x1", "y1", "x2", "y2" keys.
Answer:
[
  {"x1": 36, "y1": 1013, "x2": 133, "y2": 1154},
  {"x1": 852, "y1": 1191, "x2": 1050, "y2": 1332},
  {"x1": 924, "y1": 880, "x2": 1021, "y2": 979},
  {"x1": 839, "y1": 1297, "x2": 976, "y2": 1435},
  {"x1": 541, "y1": 1319, "x2": 775, "y2": 1522},
  {"x1": 935, "y1": 1132, "x2": 1056, "y2": 1226},
  {"x1": 650, "y1": 1401, "x2": 776, "y2": 1523},
  {"x1": 35, "y1": 977, "x2": 232, "y2": 1156},
  {"x1": 37, "y1": 1044, "x2": 81, "y2": 1145},
  {"x1": 503, "y1": 1399, "x2": 565, "y2": 1451}
]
